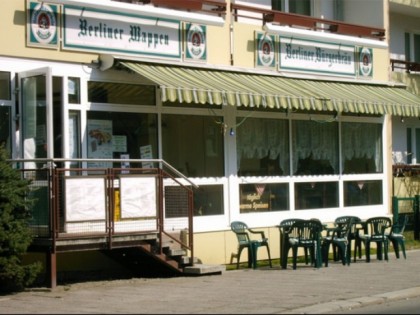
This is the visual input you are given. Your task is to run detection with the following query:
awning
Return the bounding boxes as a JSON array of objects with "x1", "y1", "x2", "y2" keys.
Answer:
[{"x1": 120, "y1": 62, "x2": 420, "y2": 117}]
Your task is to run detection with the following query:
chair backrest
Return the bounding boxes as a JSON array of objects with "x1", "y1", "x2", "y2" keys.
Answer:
[
  {"x1": 230, "y1": 221, "x2": 250, "y2": 245},
  {"x1": 279, "y1": 218, "x2": 304, "y2": 228},
  {"x1": 392, "y1": 215, "x2": 409, "y2": 234},
  {"x1": 333, "y1": 217, "x2": 355, "y2": 239},
  {"x1": 365, "y1": 216, "x2": 392, "y2": 236},
  {"x1": 335, "y1": 215, "x2": 361, "y2": 232},
  {"x1": 289, "y1": 219, "x2": 323, "y2": 243},
  {"x1": 279, "y1": 218, "x2": 304, "y2": 237}
]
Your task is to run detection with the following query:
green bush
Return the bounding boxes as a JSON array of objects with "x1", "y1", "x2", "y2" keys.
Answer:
[{"x1": 0, "y1": 145, "x2": 42, "y2": 292}]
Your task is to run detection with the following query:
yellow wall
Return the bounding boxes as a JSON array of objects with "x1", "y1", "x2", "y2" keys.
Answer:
[
  {"x1": 193, "y1": 227, "x2": 281, "y2": 265},
  {"x1": 0, "y1": 1, "x2": 97, "y2": 64}
]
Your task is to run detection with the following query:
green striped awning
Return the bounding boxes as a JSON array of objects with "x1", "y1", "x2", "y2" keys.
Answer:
[{"x1": 121, "y1": 62, "x2": 420, "y2": 117}]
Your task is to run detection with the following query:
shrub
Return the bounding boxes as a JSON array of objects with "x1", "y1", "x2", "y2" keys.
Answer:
[{"x1": 0, "y1": 145, "x2": 42, "y2": 292}]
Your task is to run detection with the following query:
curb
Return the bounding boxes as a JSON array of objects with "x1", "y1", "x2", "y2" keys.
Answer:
[{"x1": 278, "y1": 286, "x2": 420, "y2": 314}]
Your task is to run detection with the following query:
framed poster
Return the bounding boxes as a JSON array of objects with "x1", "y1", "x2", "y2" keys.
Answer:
[
  {"x1": 27, "y1": 0, "x2": 59, "y2": 49},
  {"x1": 120, "y1": 176, "x2": 157, "y2": 219},
  {"x1": 255, "y1": 31, "x2": 276, "y2": 69},
  {"x1": 184, "y1": 23, "x2": 207, "y2": 62},
  {"x1": 87, "y1": 119, "x2": 113, "y2": 168},
  {"x1": 65, "y1": 177, "x2": 106, "y2": 222}
]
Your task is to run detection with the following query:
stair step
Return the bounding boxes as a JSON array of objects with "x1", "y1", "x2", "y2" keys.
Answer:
[
  {"x1": 165, "y1": 248, "x2": 187, "y2": 256},
  {"x1": 183, "y1": 264, "x2": 225, "y2": 276},
  {"x1": 179, "y1": 256, "x2": 200, "y2": 265}
]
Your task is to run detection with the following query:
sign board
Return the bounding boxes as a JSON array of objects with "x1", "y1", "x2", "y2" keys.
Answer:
[
  {"x1": 62, "y1": 5, "x2": 181, "y2": 59},
  {"x1": 279, "y1": 37, "x2": 356, "y2": 77}
]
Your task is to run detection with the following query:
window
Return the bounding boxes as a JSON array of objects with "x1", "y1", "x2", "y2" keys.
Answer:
[
  {"x1": 162, "y1": 114, "x2": 224, "y2": 177},
  {"x1": 342, "y1": 122, "x2": 382, "y2": 174},
  {"x1": 0, "y1": 71, "x2": 11, "y2": 100},
  {"x1": 274, "y1": 0, "x2": 311, "y2": 16},
  {"x1": 404, "y1": 32, "x2": 420, "y2": 63},
  {"x1": 292, "y1": 120, "x2": 339, "y2": 175},
  {"x1": 240, "y1": 182, "x2": 289, "y2": 213},
  {"x1": 0, "y1": 106, "x2": 11, "y2": 156},
  {"x1": 165, "y1": 185, "x2": 224, "y2": 217},
  {"x1": 295, "y1": 181, "x2": 339, "y2": 210},
  {"x1": 88, "y1": 81, "x2": 156, "y2": 105},
  {"x1": 68, "y1": 77, "x2": 80, "y2": 104},
  {"x1": 344, "y1": 180, "x2": 382, "y2": 207},
  {"x1": 237, "y1": 117, "x2": 289, "y2": 176},
  {"x1": 87, "y1": 111, "x2": 158, "y2": 168}
]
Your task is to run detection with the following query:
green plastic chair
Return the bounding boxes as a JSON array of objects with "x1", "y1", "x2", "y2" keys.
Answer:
[
  {"x1": 283, "y1": 219, "x2": 324, "y2": 270},
  {"x1": 230, "y1": 221, "x2": 272, "y2": 269},
  {"x1": 387, "y1": 215, "x2": 408, "y2": 259},
  {"x1": 359, "y1": 216, "x2": 392, "y2": 262},
  {"x1": 278, "y1": 218, "x2": 307, "y2": 269},
  {"x1": 333, "y1": 216, "x2": 362, "y2": 262},
  {"x1": 322, "y1": 217, "x2": 354, "y2": 267}
]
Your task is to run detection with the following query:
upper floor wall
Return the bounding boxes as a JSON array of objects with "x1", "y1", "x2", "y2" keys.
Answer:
[
  {"x1": 389, "y1": 0, "x2": 420, "y2": 63},
  {"x1": 0, "y1": 0, "x2": 390, "y2": 82}
]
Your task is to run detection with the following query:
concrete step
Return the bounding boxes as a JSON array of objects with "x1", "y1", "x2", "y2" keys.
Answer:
[{"x1": 183, "y1": 264, "x2": 225, "y2": 276}]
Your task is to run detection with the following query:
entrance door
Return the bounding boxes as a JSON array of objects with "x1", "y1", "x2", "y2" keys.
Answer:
[{"x1": 18, "y1": 67, "x2": 53, "y2": 170}]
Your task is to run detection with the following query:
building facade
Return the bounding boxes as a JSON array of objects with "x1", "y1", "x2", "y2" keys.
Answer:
[{"x1": 1, "y1": 0, "x2": 420, "y2": 271}]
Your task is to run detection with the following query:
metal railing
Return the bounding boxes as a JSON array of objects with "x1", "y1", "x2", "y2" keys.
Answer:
[
  {"x1": 390, "y1": 59, "x2": 420, "y2": 74},
  {"x1": 392, "y1": 195, "x2": 420, "y2": 240},
  {"x1": 11, "y1": 158, "x2": 197, "y2": 266}
]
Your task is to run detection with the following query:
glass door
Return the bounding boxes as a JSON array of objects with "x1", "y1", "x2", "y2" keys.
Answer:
[{"x1": 18, "y1": 67, "x2": 53, "y2": 171}]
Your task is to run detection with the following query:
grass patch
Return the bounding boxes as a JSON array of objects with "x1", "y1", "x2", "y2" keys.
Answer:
[{"x1": 225, "y1": 231, "x2": 420, "y2": 270}]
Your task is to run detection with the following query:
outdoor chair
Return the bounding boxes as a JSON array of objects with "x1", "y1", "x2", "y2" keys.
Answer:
[
  {"x1": 322, "y1": 217, "x2": 354, "y2": 267},
  {"x1": 386, "y1": 215, "x2": 409, "y2": 259},
  {"x1": 230, "y1": 221, "x2": 272, "y2": 269},
  {"x1": 278, "y1": 218, "x2": 307, "y2": 269},
  {"x1": 358, "y1": 216, "x2": 392, "y2": 262},
  {"x1": 283, "y1": 219, "x2": 324, "y2": 270},
  {"x1": 333, "y1": 216, "x2": 362, "y2": 262}
]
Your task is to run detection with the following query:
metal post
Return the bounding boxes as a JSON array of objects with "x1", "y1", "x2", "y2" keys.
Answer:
[
  {"x1": 415, "y1": 195, "x2": 420, "y2": 240},
  {"x1": 392, "y1": 196, "x2": 399, "y2": 224}
]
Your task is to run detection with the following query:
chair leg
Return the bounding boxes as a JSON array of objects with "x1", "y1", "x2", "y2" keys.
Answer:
[
  {"x1": 384, "y1": 240, "x2": 389, "y2": 261},
  {"x1": 400, "y1": 240, "x2": 407, "y2": 259},
  {"x1": 292, "y1": 247, "x2": 298, "y2": 270},
  {"x1": 390, "y1": 238, "x2": 400, "y2": 259},
  {"x1": 236, "y1": 248, "x2": 243, "y2": 269},
  {"x1": 265, "y1": 245, "x2": 272, "y2": 268},
  {"x1": 365, "y1": 242, "x2": 371, "y2": 262},
  {"x1": 251, "y1": 243, "x2": 258, "y2": 269},
  {"x1": 282, "y1": 245, "x2": 290, "y2": 269},
  {"x1": 322, "y1": 242, "x2": 331, "y2": 267}
]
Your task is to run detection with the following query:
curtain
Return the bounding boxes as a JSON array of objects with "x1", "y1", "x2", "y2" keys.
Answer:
[
  {"x1": 292, "y1": 120, "x2": 339, "y2": 173},
  {"x1": 342, "y1": 122, "x2": 383, "y2": 172},
  {"x1": 237, "y1": 118, "x2": 289, "y2": 173}
]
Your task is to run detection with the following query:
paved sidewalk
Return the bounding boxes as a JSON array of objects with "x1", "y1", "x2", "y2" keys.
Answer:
[{"x1": 1, "y1": 250, "x2": 420, "y2": 314}]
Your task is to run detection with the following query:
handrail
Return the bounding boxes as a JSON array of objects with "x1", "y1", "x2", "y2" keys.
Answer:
[
  {"x1": 231, "y1": 3, "x2": 385, "y2": 40},
  {"x1": 390, "y1": 59, "x2": 420, "y2": 74},
  {"x1": 8, "y1": 157, "x2": 199, "y2": 189}
]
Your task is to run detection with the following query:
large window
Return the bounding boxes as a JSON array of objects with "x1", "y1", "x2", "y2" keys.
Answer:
[
  {"x1": 162, "y1": 114, "x2": 224, "y2": 177},
  {"x1": 162, "y1": 114, "x2": 225, "y2": 217},
  {"x1": 292, "y1": 120, "x2": 339, "y2": 175},
  {"x1": 341, "y1": 122, "x2": 382, "y2": 174}
]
